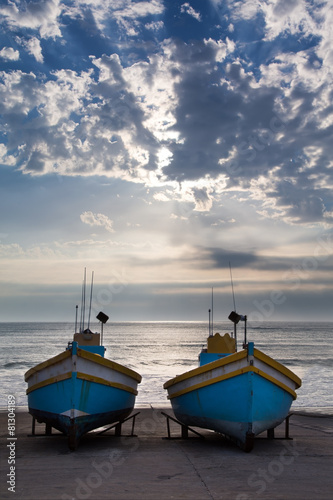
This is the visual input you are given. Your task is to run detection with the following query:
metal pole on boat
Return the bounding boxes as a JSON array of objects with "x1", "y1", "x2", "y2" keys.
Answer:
[
  {"x1": 228, "y1": 264, "x2": 238, "y2": 350},
  {"x1": 244, "y1": 315, "x2": 247, "y2": 346},
  {"x1": 82, "y1": 267, "x2": 87, "y2": 331},
  {"x1": 75, "y1": 305, "x2": 78, "y2": 334},
  {"x1": 79, "y1": 278, "x2": 84, "y2": 333},
  {"x1": 87, "y1": 271, "x2": 94, "y2": 330},
  {"x1": 234, "y1": 323, "x2": 237, "y2": 351},
  {"x1": 211, "y1": 287, "x2": 214, "y2": 336},
  {"x1": 229, "y1": 262, "x2": 236, "y2": 312},
  {"x1": 209, "y1": 309, "x2": 211, "y2": 337},
  {"x1": 228, "y1": 311, "x2": 241, "y2": 352}
]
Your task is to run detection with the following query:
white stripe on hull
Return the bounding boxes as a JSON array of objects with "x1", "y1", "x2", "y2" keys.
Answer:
[
  {"x1": 76, "y1": 355, "x2": 138, "y2": 392},
  {"x1": 26, "y1": 356, "x2": 72, "y2": 388},
  {"x1": 26, "y1": 350, "x2": 139, "y2": 394}
]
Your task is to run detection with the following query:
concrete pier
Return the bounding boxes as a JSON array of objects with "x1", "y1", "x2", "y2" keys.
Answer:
[{"x1": 0, "y1": 407, "x2": 332, "y2": 500}]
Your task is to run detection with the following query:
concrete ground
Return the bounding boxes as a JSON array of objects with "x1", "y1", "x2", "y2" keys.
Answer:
[{"x1": 0, "y1": 407, "x2": 332, "y2": 500}]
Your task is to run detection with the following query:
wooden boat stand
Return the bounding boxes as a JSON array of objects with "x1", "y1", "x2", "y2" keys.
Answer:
[
  {"x1": 28, "y1": 411, "x2": 140, "y2": 438},
  {"x1": 96, "y1": 411, "x2": 140, "y2": 437},
  {"x1": 161, "y1": 411, "x2": 205, "y2": 440},
  {"x1": 161, "y1": 411, "x2": 294, "y2": 442},
  {"x1": 261, "y1": 412, "x2": 294, "y2": 441},
  {"x1": 28, "y1": 418, "x2": 54, "y2": 437}
]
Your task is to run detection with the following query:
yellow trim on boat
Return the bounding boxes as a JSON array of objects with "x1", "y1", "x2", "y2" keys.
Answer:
[
  {"x1": 167, "y1": 366, "x2": 297, "y2": 400},
  {"x1": 24, "y1": 351, "x2": 71, "y2": 381},
  {"x1": 26, "y1": 372, "x2": 72, "y2": 394},
  {"x1": 26, "y1": 371, "x2": 138, "y2": 396},
  {"x1": 254, "y1": 348, "x2": 302, "y2": 388},
  {"x1": 163, "y1": 349, "x2": 248, "y2": 389},
  {"x1": 251, "y1": 367, "x2": 298, "y2": 399},
  {"x1": 76, "y1": 372, "x2": 138, "y2": 395},
  {"x1": 77, "y1": 349, "x2": 142, "y2": 383}
]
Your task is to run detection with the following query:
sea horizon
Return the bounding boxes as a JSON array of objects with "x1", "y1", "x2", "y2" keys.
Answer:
[
  {"x1": 1, "y1": 318, "x2": 332, "y2": 324},
  {"x1": 1, "y1": 320, "x2": 332, "y2": 410}
]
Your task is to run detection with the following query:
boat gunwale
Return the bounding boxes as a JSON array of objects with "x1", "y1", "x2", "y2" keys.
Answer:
[
  {"x1": 163, "y1": 349, "x2": 247, "y2": 389},
  {"x1": 24, "y1": 346, "x2": 142, "y2": 384},
  {"x1": 163, "y1": 346, "x2": 301, "y2": 390},
  {"x1": 26, "y1": 371, "x2": 138, "y2": 396},
  {"x1": 166, "y1": 365, "x2": 298, "y2": 400}
]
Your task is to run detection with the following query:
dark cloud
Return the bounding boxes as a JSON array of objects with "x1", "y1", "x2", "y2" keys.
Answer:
[
  {"x1": 160, "y1": 34, "x2": 333, "y2": 224},
  {"x1": 202, "y1": 247, "x2": 259, "y2": 269}
]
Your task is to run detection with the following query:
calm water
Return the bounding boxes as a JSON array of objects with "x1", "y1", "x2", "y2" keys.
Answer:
[{"x1": 1, "y1": 321, "x2": 332, "y2": 410}]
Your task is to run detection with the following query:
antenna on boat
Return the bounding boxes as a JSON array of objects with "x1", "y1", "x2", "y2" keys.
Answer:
[
  {"x1": 228, "y1": 264, "x2": 248, "y2": 349},
  {"x1": 87, "y1": 271, "x2": 94, "y2": 330},
  {"x1": 80, "y1": 267, "x2": 87, "y2": 333},
  {"x1": 75, "y1": 305, "x2": 78, "y2": 334},
  {"x1": 243, "y1": 315, "x2": 247, "y2": 346},
  {"x1": 208, "y1": 308, "x2": 211, "y2": 336},
  {"x1": 228, "y1": 263, "x2": 238, "y2": 350},
  {"x1": 211, "y1": 287, "x2": 214, "y2": 336},
  {"x1": 229, "y1": 262, "x2": 236, "y2": 312},
  {"x1": 79, "y1": 274, "x2": 84, "y2": 333},
  {"x1": 83, "y1": 267, "x2": 87, "y2": 331}
]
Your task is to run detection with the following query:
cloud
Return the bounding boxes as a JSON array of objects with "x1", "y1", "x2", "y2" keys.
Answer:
[
  {"x1": 145, "y1": 20, "x2": 164, "y2": 31},
  {"x1": 23, "y1": 37, "x2": 44, "y2": 63},
  {"x1": 0, "y1": 46, "x2": 20, "y2": 61},
  {"x1": 0, "y1": 243, "x2": 24, "y2": 257},
  {"x1": 80, "y1": 211, "x2": 115, "y2": 233},
  {"x1": 153, "y1": 192, "x2": 170, "y2": 202},
  {"x1": 181, "y1": 3, "x2": 202, "y2": 22},
  {"x1": 1, "y1": 0, "x2": 333, "y2": 229},
  {"x1": 0, "y1": 0, "x2": 62, "y2": 39},
  {"x1": 202, "y1": 246, "x2": 259, "y2": 269},
  {"x1": 191, "y1": 187, "x2": 213, "y2": 212},
  {"x1": 92, "y1": 0, "x2": 165, "y2": 37}
]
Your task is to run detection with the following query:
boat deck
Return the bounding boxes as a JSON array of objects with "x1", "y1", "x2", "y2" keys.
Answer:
[{"x1": 1, "y1": 407, "x2": 332, "y2": 499}]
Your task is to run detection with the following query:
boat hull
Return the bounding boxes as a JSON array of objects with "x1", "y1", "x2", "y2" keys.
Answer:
[
  {"x1": 164, "y1": 345, "x2": 301, "y2": 451},
  {"x1": 25, "y1": 342, "x2": 141, "y2": 449}
]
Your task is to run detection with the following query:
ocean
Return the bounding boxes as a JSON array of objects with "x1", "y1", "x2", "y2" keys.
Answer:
[{"x1": 1, "y1": 321, "x2": 332, "y2": 411}]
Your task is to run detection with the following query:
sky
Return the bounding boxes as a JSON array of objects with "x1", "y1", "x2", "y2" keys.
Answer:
[{"x1": 0, "y1": 0, "x2": 333, "y2": 322}]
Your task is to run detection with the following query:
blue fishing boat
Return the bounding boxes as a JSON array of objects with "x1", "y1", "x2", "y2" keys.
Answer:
[
  {"x1": 164, "y1": 311, "x2": 301, "y2": 451},
  {"x1": 24, "y1": 272, "x2": 141, "y2": 450}
]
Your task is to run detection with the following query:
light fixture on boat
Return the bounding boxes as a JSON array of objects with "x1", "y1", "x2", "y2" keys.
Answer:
[
  {"x1": 228, "y1": 311, "x2": 242, "y2": 324},
  {"x1": 96, "y1": 311, "x2": 109, "y2": 324},
  {"x1": 96, "y1": 311, "x2": 109, "y2": 345},
  {"x1": 228, "y1": 311, "x2": 248, "y2": 347}
]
